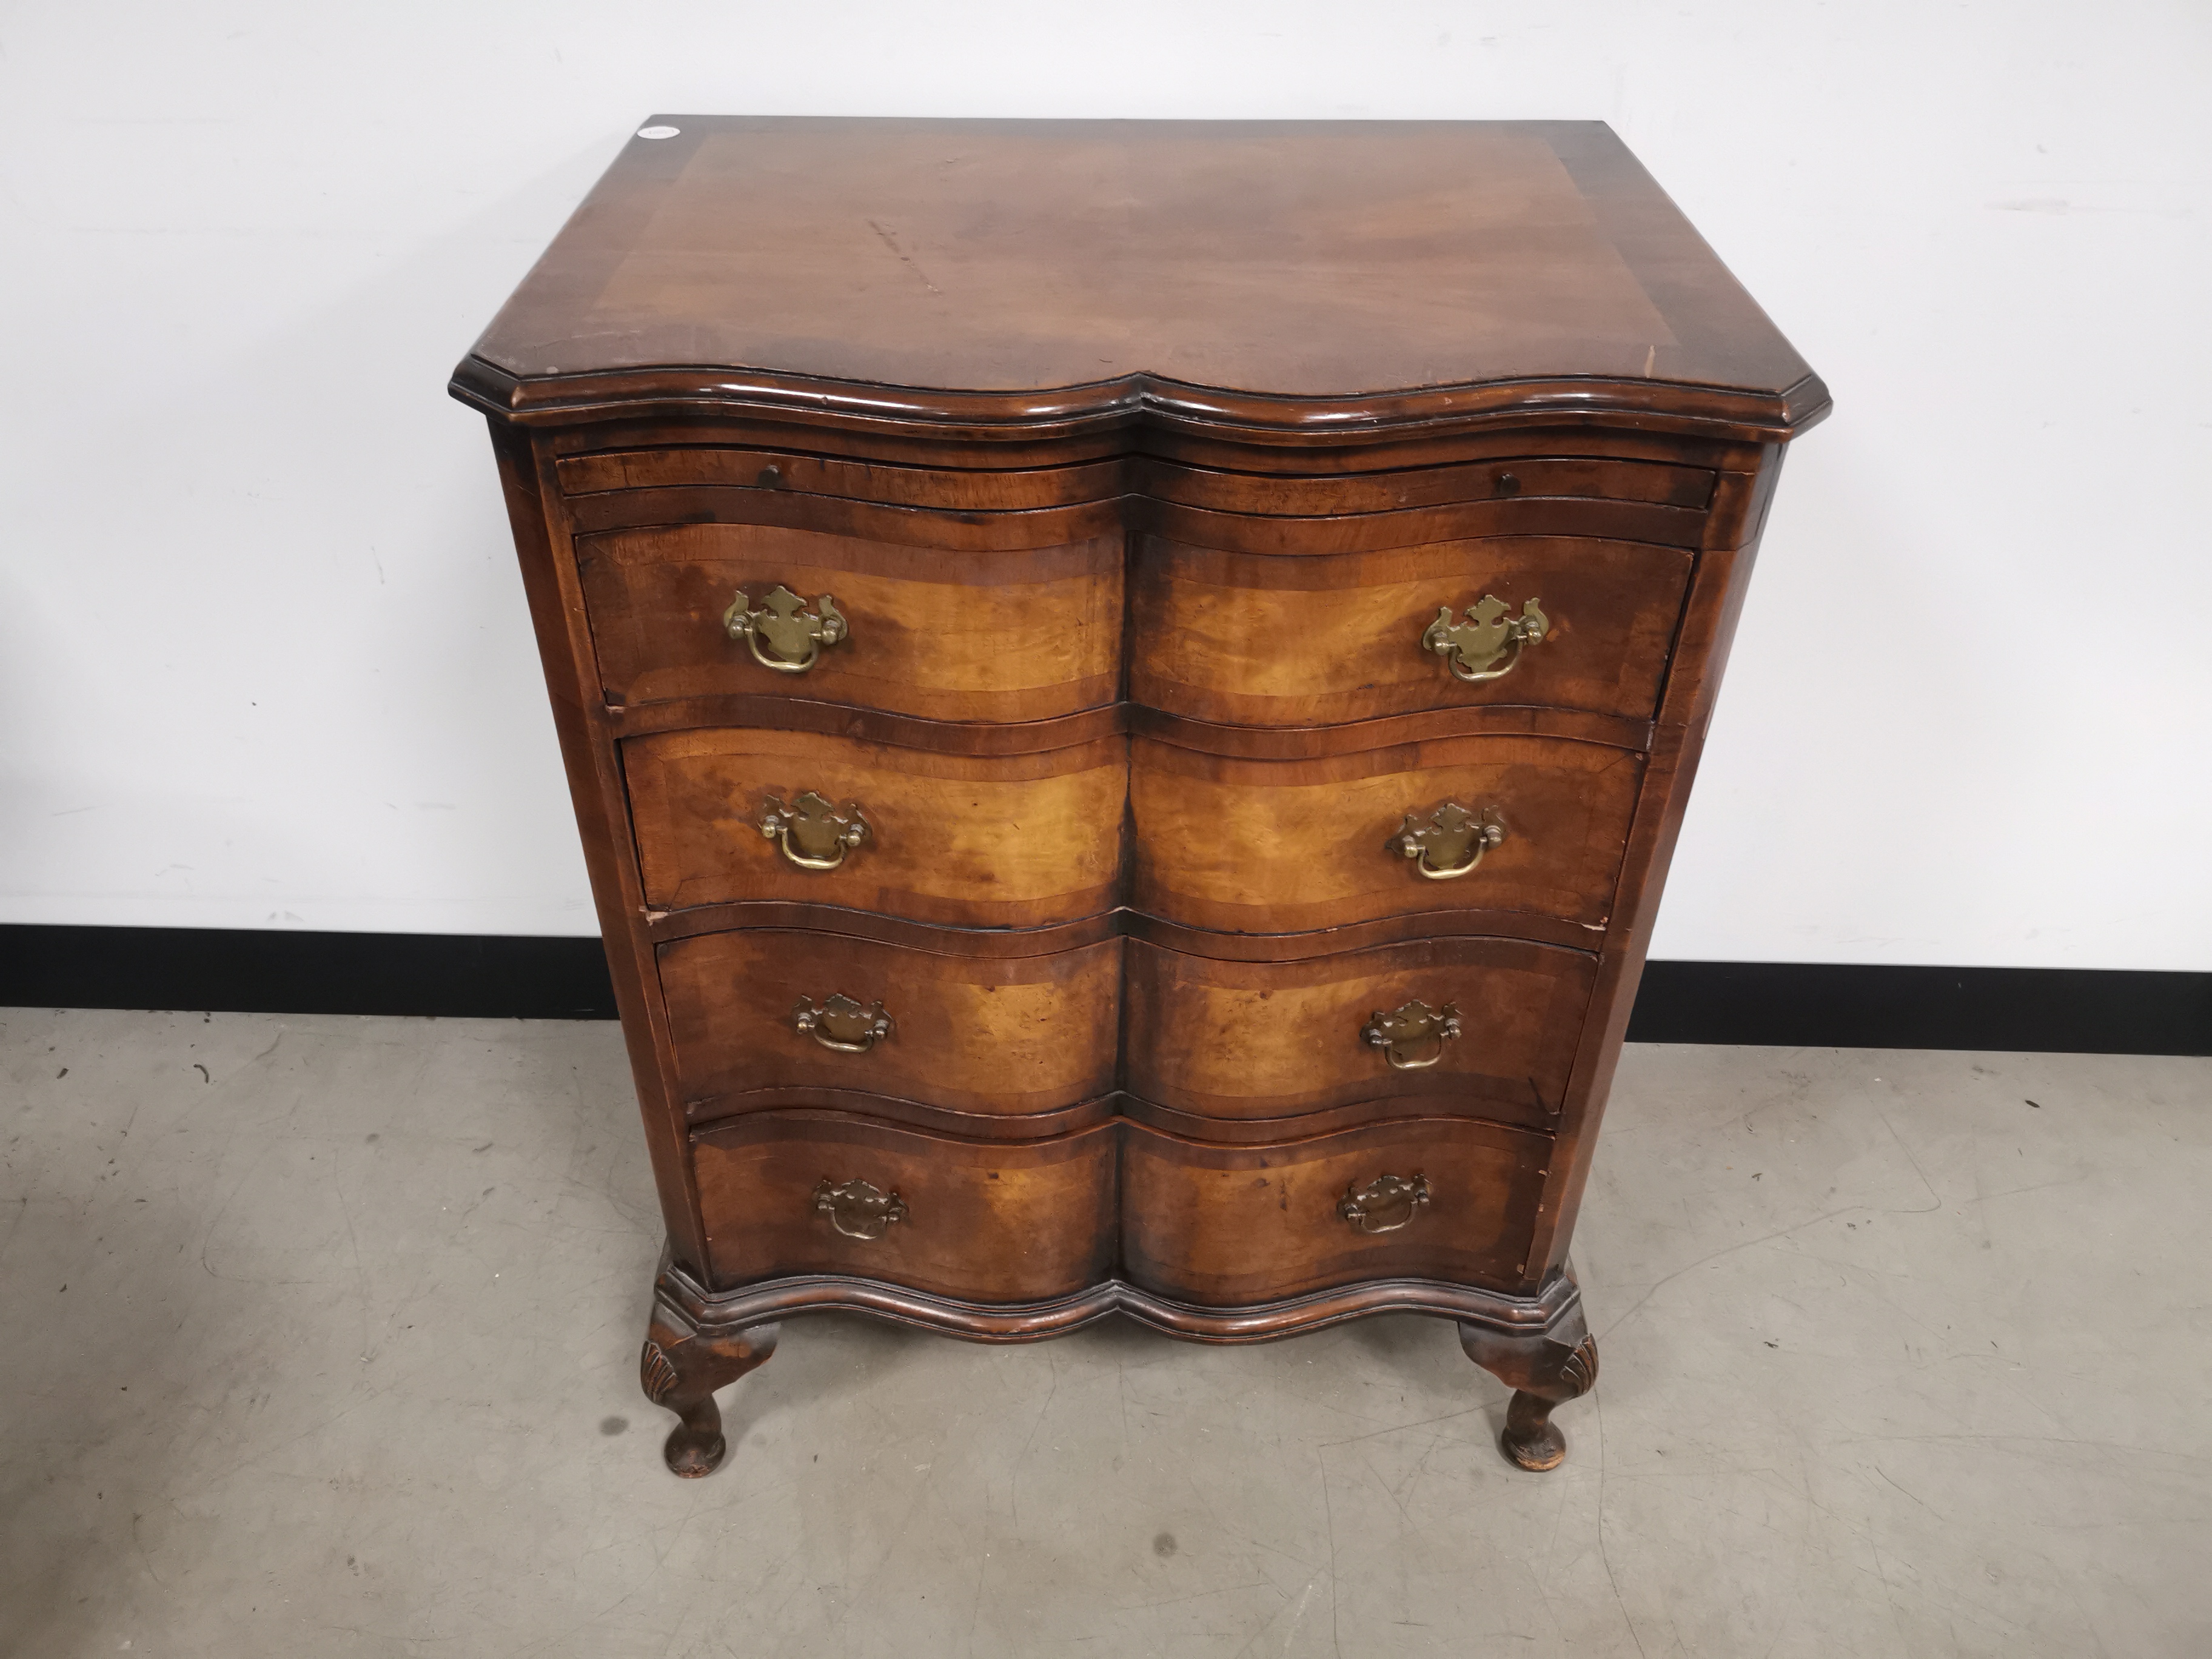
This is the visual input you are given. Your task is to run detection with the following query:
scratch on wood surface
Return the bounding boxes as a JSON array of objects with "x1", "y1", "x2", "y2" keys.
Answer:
[{"x1": 868, "y1": 220, "x2": 942, "y2": 295}]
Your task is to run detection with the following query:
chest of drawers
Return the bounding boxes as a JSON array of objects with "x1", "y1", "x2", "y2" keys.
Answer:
[{"x1": 452, "y1": 116, "x2": 1826, "y2": 1478}]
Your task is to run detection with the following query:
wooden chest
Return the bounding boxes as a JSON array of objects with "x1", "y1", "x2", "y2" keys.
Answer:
[{"x1": 452, "y1": 117, "x2": 1827, "y2": 1476}]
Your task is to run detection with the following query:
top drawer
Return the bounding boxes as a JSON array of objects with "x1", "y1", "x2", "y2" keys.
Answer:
[
  {"x1": 1131, "y1": 531, "x2": 1694, "y2": 728},
  {"x1": 573, "y1": 518, "x2": 1122, "y2": 723},
  {"x1": 1135, "y1": 454, "x2": 1715, "y2": 522},
  {"x1": 560, "y1": 444, "x2": 1704, "y2": 729}
]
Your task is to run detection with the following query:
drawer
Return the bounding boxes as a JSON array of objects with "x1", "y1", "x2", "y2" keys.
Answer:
[
  {"x1": 558, "y1": 447, "x2": 1121, "y2": 511},
  {"x1": 576, "y1": 520, "x2": 1122, "y2": 720},
  {"x1": 1130, "y1": 734, "x2": 1640, "y2": 935},
  {"x1": 1120, "y1": 1118, "x2": 1549, "y2": 1304},
  {"x1": 1124, "y1": 937, "x2": 1594, "y2": 1129},
  {"x1": 693, "y1": 1113, "x2": 1118, "y2": 1299},
  {"x1": 1130, "y1": 533, "x2": 1691, "y2": 726},
  {"x1": 1137, "y1": 455, "x2": 1714, "y2": 520},
  {"x1": 661, "y1": 930, "x2": 1121, "y2": 1122},
  {"x1": 561, "y1": 449, "x2": 1714, "y2": 516},
  {"x1": 626, "y1": 729, "x2": 1126, "y2": 926}
]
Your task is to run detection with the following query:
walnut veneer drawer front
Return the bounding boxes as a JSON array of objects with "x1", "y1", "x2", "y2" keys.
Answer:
[
  {"x1": 1124, "y1": 938, "x2": 1595, "y2": 1130},
  {"x1": 1136, "y1": 455, "x2": 1715, "y2": 519},
  {"x1": 626, "y1": 730, "x2": 1126, "y2": 925},
  {"x1": 694, "y1": 1114, "x2": 1118, "y2": 1299},
  {"x1": 662, "y1": 931, "x2": 1120, "y2": 1123},
  {"x1": 1121, "y1": 1118, "x2": 1550, "y2": 1304},
  {"x1": 578, "y1": 521, "x2": 1123, "y2": 720},
  {"x1": 559, "y1": 448, "x2": 1712, "y2": 518},
  {"x1": 558, "y1": 448, "x2": 1122, "y2": 512},
  {"x1": 1131, "y1": 534, "x2": 1692, "y2": 727},
  {"x1": 1131, "y1": 734, "x2": 1640, "y2": 936}
]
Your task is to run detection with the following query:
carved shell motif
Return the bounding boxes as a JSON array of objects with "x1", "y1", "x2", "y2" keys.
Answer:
[
  {"x1": 639, "y1": 1338, "x2": 680, "y2": 1405},
  {"x1": 1557, "y1": 1334, "x2": 1600, "y2": 1398}
]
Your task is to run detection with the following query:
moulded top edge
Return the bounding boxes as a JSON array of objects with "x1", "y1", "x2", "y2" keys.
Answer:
[{"x1": 448, "y1": 355, "x2": 1831, "y2": 443}]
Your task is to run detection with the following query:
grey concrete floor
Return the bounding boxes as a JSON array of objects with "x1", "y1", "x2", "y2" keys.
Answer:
[{"x1": 1, "y1": 1011, "x2": 2207, "y2": 1658}]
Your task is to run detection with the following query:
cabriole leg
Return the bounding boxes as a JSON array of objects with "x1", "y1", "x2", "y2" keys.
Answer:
[
  {"x1": 1458, "y1": 1316, "x2": 1599, "y2": 1473},
  {"x1": 640, "y1": 1308, "x2": 780, "y2": 1478}
]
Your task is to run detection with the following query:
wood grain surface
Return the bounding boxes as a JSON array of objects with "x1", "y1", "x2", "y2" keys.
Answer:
[
  {"x1": 1133, "y1": 454, "x2": 1715, "y2": 517},
  {"x1": 661, "y1": 930, "x2": 1120, "y2": 1119},
  {"x1": 579, "y1": 521, "x2": 1122, "y2": 720},
  {"x1": 1119, "y1": 1117, "x2": 1550, "y2": 1304},
  {"x1": 1130, "y1": 734, "x2": 1640, "y2": 934},
  {"x1": 626, "y1": 729, "x2": 1127, "y2": 925},
  {"x1": 561, "y1": 448, "x2": 1713, "y2": 518},
  {"x1": 1130, "y1": 533, "x2": 1691, "y2": 727},
  {"x1": 560, "y1": 448, "x2": 1121, "y2": 509},
  {"x1": 693, "y1": 1113, "x2": 1118, "y2": 1298},
  {"x1": 463, "y1": 119, "x2": 1823, "y2": 426},
  {"x1": 1122, "y1": 937, "x2": 1594, "y2": 1128}
]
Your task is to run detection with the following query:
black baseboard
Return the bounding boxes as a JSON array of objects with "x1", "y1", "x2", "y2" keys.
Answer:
[
  {"x1": 0, "y1": 925, "x2": 620, "y2": 1023},
  {"x1": 0, "y1": 925, "x2": 2204, "y2": 1056},
  {"x1": 1621, "y1": 959, "x2": 2207, "y2": 1056}
]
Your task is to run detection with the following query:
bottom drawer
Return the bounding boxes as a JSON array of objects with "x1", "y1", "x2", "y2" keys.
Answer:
[
  {"x1": 1120, "y1": 1117, "x2": 1550, "y2": 1304},
  {"x1": 693, "y1": 1113, "x2": 1117, "y2": 1300}
]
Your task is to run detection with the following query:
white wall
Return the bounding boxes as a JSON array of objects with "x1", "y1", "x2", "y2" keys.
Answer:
[{"x1": 2, "y1": 2, "x2": 2207, "y2": 969}]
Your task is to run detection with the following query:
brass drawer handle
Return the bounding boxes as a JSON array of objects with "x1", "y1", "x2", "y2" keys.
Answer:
[
  {"x1": 1422, "y1": 594, "x2": 1548, "y2": 683},
  {"x1": 1361, "y1": 999, "x2": 1461, "y2": 1070},
  {"x1": 792, "y1": 993, "x2": 894, "y2": 1053},
  {"x1": 1388, "y1": 802, "x2": 1506, "y2": 880},
  {"x1": 1339, "y1": 1173, "x2": 1430, "y2": 1234},
  {"x1": 724, "y1": 584, "x2": 847, "y2": 674},
  {"x1": 759, "y1": 791, "x2": 870, "y2": 871},
  {"x1": 812, "y1": 1177, "x2": 907, "y2": 1240}
]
